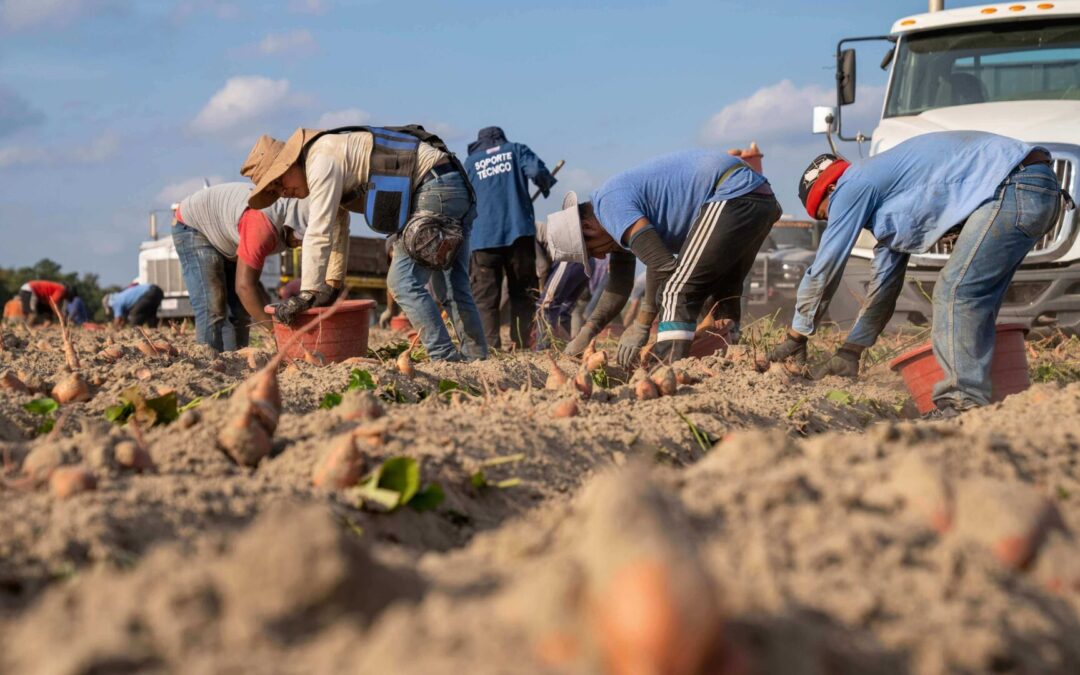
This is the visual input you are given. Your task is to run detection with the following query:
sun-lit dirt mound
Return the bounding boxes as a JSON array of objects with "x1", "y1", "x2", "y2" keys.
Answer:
[{"x1": 2, "y1": 321, "x2": 1080, "y2": 674}]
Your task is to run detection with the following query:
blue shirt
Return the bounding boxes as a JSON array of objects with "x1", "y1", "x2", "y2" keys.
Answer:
[
  {"x1": 109, "y1": 284, "x2": 155, "y2": 319},
  {"x1": 65, "y1": 297, "x2": 89, "y2": 325},
  {"x1": 591, "y1": 149, "x2": 767, "y2": 250},
  {"x1": 793, "y1": 131, "x2": 1036, "y2": 338},
  {"x1": 466, "y1": 142, "x2": 557, "y2": 250}
]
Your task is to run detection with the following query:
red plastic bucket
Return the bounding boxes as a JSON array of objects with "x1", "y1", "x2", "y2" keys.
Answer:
[
  {"x1": 389, "y1": 314, "x2": 413, "y2": 333},
  {"x1": 888, "y1": 323, "x2": 1030, "y2": 415},
  {"x1": 267, "y1": 299, "x2": 376, "y2": 363}
]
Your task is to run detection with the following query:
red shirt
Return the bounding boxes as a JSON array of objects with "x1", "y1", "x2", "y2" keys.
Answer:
[
  {"x1": 28, "y1": 281, "x2": 66, "y2": 305},
  {"x1": 236, "y1": 208, "x2": 280, "y2": 270}
]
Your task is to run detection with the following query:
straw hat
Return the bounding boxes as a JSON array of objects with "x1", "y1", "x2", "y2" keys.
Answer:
[{"x1": 241, "y1": 127, "x2": 323, "y2": 209}]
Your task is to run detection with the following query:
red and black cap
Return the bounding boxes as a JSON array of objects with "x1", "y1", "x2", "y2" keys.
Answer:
[{"x1": 799, "y1": 153, "x2": 850, "y2": 219}]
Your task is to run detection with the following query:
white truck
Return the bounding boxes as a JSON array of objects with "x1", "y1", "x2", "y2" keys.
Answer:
[{"x1": 817, "y1": 0, "x2": 1080, "y2": 331}]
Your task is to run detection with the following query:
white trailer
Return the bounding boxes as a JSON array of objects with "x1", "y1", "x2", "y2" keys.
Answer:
[{"x1": 815, "y1": 0, "x2": 1080, "y2": 330}]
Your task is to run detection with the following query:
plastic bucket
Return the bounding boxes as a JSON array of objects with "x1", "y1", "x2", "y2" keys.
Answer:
[
  {"x1": 389, "y1": 315, "x2": 413, "y2": 333},
  {"x1": 267, "y1": 299, "x2": 376, "y2": 363},
  {"x1": 888, "y1": 323, "x2": 1030, "y2": 415}
]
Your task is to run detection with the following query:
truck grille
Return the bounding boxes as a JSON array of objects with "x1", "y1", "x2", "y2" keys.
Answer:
[
  {"x1": 147, "y1": 258, "x2": 187, "y2": 295},
  {"x1": 924, "y1": 158, "x2": 1073, "y2": 257}
]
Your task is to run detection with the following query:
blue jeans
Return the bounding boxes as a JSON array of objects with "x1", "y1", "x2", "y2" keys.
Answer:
[
  {"x1": 931, "y1": 162, "x2": 1061, "y2": 408},
  {"x1": 172, "y1": 222, "x2": 249, "y2": 352},
  {"x1": 387, "y1": 170, "x2": 488, "y2": 361}
]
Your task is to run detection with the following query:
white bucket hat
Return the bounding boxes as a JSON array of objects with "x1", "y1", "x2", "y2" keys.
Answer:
[{"x1": 543, "y1": 191, "x2": 591, "y2": 277}]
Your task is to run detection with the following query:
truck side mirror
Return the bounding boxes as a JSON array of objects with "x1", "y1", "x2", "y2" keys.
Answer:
[
  {"x1": 838, "y1": 48, "x2": 857, "y2": 106},
  {"x1": 812, "y1": 106, "x2": 836, "y2": 135}
]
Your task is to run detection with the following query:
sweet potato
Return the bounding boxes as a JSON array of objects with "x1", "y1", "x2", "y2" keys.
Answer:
[
  {"x1": 52, "y1": 373, "x2": 91, "y2": 404},
  {"x1": 49, "y1": 466, "x2": 96, "y2": 499},
  {"x1": 311, "y1": 434, "x2": 364, "y2": 489}
]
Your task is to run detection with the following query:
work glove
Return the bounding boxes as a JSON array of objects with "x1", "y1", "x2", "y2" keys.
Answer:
[
  {"x1": 810, "y1": 345, "x2": 862, "y2": 380},
  {"x1": 766, "y1": 330, "x2": 808, "y2": 366},
  {"x1": 378, "y1": 307, "x2": 393, "y2": 329},
  {"x1": 274, "y1": 290, "x2": 318, "y2": 326},
  {"x1": 616, "y1": 321, "x2": 653, "y2": 368},
  {"x1": 564, "y1": 322, "x2": 600, "y2": 357}
]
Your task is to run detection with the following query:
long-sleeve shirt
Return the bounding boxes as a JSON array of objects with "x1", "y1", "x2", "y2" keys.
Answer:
[
  {"x1": 792, "y1": 131, "x2": 1037, "y2": 343},
  {"x1": 466, "y1": 141, "x2": 556, "y2": 250},
  {"x1": 300, "y1": 132, "x2": 442, "y2": 291},
  {"x1": 108, "y1": 284, "x2": 155, "y2": 319}
]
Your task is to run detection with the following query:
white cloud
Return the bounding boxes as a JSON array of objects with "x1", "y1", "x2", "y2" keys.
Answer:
[
  {"x1": 70, "y1": 131, "x2": 119, "y2": 162},
  {"x1": 258, "y1": 29, "x2": 316, "y2": 56},
  {"x1": 0, "y1": 130, "x2": 118, "y2": 169},
  {"x1": 699, "y1": 79, "x2": 886, "y2": 216},
  {"x1": 700, "y1": 79, "x2": 884, "y2": 147},
  {"x1": 155, "y1": 175, "x2": 225, "y2": 205},
  {"x1": 290, "y1": 0, "x2": 328, "y2": 14},
  {"x1": 190, "y1": 76, "x2": 294, "y2": 134},
  {"x1": 0, "y1": 0, "x2": 128, "y2": 30},
  {"x1": 316, "y1": 108, "x2": 370, "y2": 128}
]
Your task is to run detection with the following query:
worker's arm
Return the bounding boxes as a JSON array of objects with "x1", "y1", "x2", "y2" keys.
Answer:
[
  {"x1": 791, "y1": 179, "x2": 878, "y2": 337},
  {"x1": 300, "y1": 153, "x2": 345, "y2": 293},
  {"x1": 622, "y1": 218, "x2": 675, "y2": 325},
  {"x1": 844, "y1": 244, "x2": 910, "y2": 348},
  {"x1": 518, "y1": 144, "x2": 557, "y2": 198},
  {"x1": 235, "y1": 261, "x2": 273, "y2": 331},
  {"x1": 564, "y1": 250, "x2": 635, "y2": 355}
]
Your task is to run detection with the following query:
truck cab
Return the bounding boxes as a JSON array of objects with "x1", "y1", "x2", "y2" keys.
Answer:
[{"x1": 821, "y1": 1, "x2": 1080, "y2": 330}]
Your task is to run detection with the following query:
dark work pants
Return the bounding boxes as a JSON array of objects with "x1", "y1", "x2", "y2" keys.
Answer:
[
  {"x1": 126, "y1": 286, "x2": 164, "y2": 327},
  {"x1": 470, "y1": 236, "x2": 539, "y2": 349},
  {"x1": 656, "y1": 194, "x2": 781, "y2": 358}
]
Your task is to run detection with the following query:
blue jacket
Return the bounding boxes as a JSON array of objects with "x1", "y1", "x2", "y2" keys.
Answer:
[
  {"x1": 792, "y1": 130, "x2": 1037, "y2": 343},
  {"x1": 465, "y1": 127, "x2": 557, "y2": 250}
]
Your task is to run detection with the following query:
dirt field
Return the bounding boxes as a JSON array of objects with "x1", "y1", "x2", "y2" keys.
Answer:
[{"x1": 2, "y1": 320, "x2": 1080, "y2": 675}]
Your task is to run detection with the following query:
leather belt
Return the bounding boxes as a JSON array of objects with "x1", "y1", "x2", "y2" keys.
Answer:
[{"x1": 1021, "y1": 149, "x2": 1052, "y2": 167}]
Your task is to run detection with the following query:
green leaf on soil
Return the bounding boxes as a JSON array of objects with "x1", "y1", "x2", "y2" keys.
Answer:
[
  {"x1": 319, "y1": 392, "x2": 343, "y2": 409},
  {"x1": 470, "y1": 470, "x2": 489, "y2": 489},
  {"x1": 348, "y1": 368, "x2": 377, "y2": 391},
  {"x1": 409, "y1": 483, "x2": 445, "y2": 511},
  {"x1": 379, "y1": 382, "x2": 409, "y2": 404},
  {"x1": 103, "y1": 387, "x2": 178, "y2": 427},
  {"x1": 354, "y1": 456, "x2": 419, "y2": 511},
  {"x1": 23, "y1": 398, "x2": 59, "y2": 416},
  {"x1": 674, "y1": 408, "x2": 714, "y2": 454},
  {"x1": 178, "y1": 397, "x2": 203, "y2": 413},
  {"x1": 437, "y1": 378, "x2": 481, "y2": 397},
  {"x1": 36, "y1": 418, "x2": 55, "y2": 435},
  {"x1": 825, "y1": 389, "x2": 855, "y2": 406}
]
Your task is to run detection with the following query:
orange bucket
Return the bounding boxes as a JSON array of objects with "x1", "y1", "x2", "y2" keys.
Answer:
[
  {"x1": 389, "y1": 314, "x2": 413, "y2": 333},
  {"x1": 888, "y1": 323, "x2": 1030, "y2": 415},
  {"x1": 267, "y1": 299, "x2": 376, "y2": 363}
]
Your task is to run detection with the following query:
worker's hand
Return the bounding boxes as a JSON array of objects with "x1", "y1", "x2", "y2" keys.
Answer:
[
  {"x1": 564, "y1": 322, "x2": 600, "y2": 357},
  {"x1": 766, "y1": 330, "x2": 808, "y2": 365},
  {"x1": 378, "y1": 307, "x2": 393, "y2": 329},
  {"x1": 274, "y1": 291, "x2": 317, "y2": 326},
  {"x1": 616, "y1": 321, "x2": 652, "y2": 368},
  {"x1": 809, "y1": 345, "x2": 861, "y2": 380}
]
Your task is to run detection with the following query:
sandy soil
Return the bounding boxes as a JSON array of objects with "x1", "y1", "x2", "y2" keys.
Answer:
[{"x1": 1, "y1": 320, "x2": 1079, "y2": 674}]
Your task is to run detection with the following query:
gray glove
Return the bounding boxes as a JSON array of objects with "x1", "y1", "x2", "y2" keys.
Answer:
[
  {"x1": 766, "y1": 331, "x2": 808, "y2": 365},
  {"x1": 564, "y1": 322, "x2": 600, "y2": 357},
  {"x1": 617, "y1": 322, "x2": 652, "y2": 368},
  {"x1": 275, "y1": 290, "x2": 317, "y2": 326},
  {"x1": 809, "y1": 345, "x2": 861, "y2": 380},
  {"x1": 378, "y1": 307, "x2": 393, "y2": 329}
]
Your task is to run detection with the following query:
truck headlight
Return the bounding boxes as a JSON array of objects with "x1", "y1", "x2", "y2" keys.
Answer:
[{"x1": 781, "y1": 262, "x2": 807, "y2": 282}]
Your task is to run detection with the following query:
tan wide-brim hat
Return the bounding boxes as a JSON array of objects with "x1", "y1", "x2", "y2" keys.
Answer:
[{"x1": 241, "y1": 127, "x2": 323, "y2": 209}]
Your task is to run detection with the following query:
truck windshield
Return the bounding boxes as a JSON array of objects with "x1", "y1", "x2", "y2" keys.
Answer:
[
  {"x1": 885, "y1": 18, "x2": 1080, "y2": 117},
  {"x1": 767, "y1": 227, "x2": 817, "y2": 250}
]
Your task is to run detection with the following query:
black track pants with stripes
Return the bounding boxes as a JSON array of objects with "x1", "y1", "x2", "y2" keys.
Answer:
[{"x1": 654, "y1": 193, "x2": 781, "y2": 361}]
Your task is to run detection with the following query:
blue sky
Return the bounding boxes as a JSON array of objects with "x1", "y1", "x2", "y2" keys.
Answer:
[{"x1": 0, "y1": 0, "x2": 930, "y2": 284}]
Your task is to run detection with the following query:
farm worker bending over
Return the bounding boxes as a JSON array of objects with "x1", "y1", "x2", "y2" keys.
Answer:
[
  {"x1": 543, "y1": 147, "x2": 781, "y2": 365},
  {"x1": 767, "y1": 131, "x2": 1070, "y2": 418},
  {"x1": 65, "y1": 290, "x2": 89, "y2": 326},
  {"x1": 465, "y1": 126, "x2": 558, "y2": 349},
  {"x1": 19, "y1": 280, "x2": 71, "y2": 325},
  {"x1": 173, "y1": 183, "x2": 313, "y2": 352},
  {"x1": 242, "y1": 125, "x2": 488, "y2": 362},
  {"x1": 106, "y1": 283, "x2": 164, "y2": 328}
]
